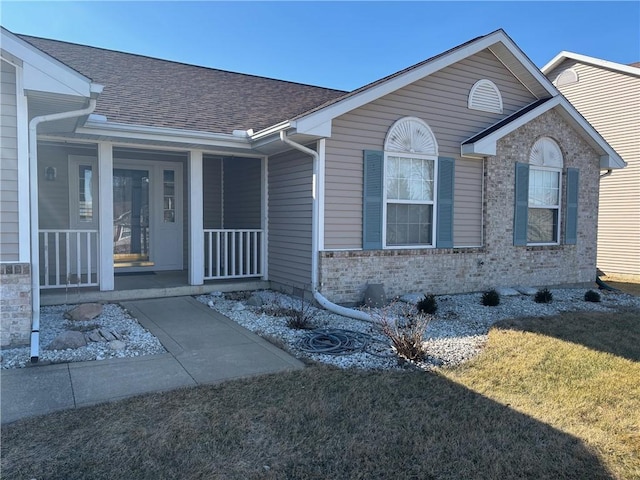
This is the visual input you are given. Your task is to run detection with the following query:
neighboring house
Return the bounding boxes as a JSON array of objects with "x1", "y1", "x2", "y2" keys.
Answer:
[
  {"x1": 0, "y1": 27, "x2": 625, "y2": 354},
  {"x1": 543, "y1": 53, "x2": 640, "y2": 283}
]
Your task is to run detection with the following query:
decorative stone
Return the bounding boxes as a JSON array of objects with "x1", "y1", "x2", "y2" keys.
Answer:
[
  {"x1": 399, "y1": 293, "x2": 424, "y2": 305},
  {"x1": 363, "y1": 284, "x2": 386, "y2": 308},
  {"x1": 48, "y1": 331, "x2": 87, "y2": 350},
  {"x1": 246, "y1": 295, "x2": 263, "y2": 307},
  {"x1": 233, "y1": 303, "x2": 245, "y2": 311},
  {"x1": 87, "y1": 330, "x2": 103, "y2": 342},
  {"x1": 495, "y1": 287, "x2": 521, "y2": 297},
  {"x1": 99, "y1": 329, "x2": 117, "y2": 341},
  {"x1": 64, "y1": 303, "x2": 103, "y2": 321},
  {"x1": 515, "y1": 286, "x2": 538, "y2": 296},
  {"x1": 108, "y1": 340, "x2": 126, "y2": 351}
]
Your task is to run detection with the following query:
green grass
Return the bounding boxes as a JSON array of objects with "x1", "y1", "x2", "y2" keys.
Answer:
[{"x1": 2, "y1": 309, "x2": 638, "y2": 479}]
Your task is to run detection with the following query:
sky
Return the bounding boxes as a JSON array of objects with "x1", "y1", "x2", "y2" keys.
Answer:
[{"x1": 2, "y1": 1, "x2": 639, "y2": 91}]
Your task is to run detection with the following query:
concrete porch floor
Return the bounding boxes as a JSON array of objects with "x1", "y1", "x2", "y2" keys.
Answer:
[{"x1": 40, "y1": 270, "x2": 269, "y2": 306}]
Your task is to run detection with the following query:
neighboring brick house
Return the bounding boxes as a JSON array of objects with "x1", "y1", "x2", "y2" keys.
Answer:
[
  {"x1": 0, "y1": 27, "x2": 624, "y2": 352},
  {"x1": 543, "y1": 53, "x2": 639, "y2": 283}
]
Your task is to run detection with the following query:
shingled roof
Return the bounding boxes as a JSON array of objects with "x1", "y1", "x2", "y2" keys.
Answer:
[{"x1": 19, "y1": 35, "x2": 346, "y2": 134}]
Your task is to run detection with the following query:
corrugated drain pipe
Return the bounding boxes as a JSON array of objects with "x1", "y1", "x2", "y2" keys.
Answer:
[
  {"x1": 279, "y1": 132, "x2": 375, "y2": 323},
  {"x1": 28, "y1": 99, "x2": 98, "y2": 362}
]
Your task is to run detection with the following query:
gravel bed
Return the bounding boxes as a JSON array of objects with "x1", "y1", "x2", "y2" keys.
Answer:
[
  {"x1": 197, "y1": 288, "x2": 640, "y2": 371},
  {"x1": 3, "y1": 288, "x2": 636, "y2": 372},
  {"x1": 1, "y1": 304, "x2": 166, "y2": 369}
]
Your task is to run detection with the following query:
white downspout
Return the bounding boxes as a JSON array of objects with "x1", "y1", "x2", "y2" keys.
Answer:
[
  {"x1": 279, "y1": 132, "x2": 374, "y2": 323},
  {"x1": 28, "y1": 99, "x2": 98, "y2": 362}
]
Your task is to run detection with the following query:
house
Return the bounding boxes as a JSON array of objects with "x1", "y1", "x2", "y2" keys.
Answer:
[
  {"x1": 542, "y1": 53, "x2": 639, "y2": 283},
  {"x1": 0, "y1": 27, "x2": 625, "y2": 355}
]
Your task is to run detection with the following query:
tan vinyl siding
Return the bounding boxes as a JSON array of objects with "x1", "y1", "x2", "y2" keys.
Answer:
[
  {"x1": 268, "y1": 148, "x2": 313, "y2": 287},
  {"x1": 549, "y1": 60, "x2": 640, "y2": 278},
  {"x1": 454, "y1": 158, "x2": 484, "y2": 247},
  {"x1": 223, "y1": 158, "x2": 261, "y2": 229},
  {"x1": 0, "y1": 60, "x2": 19, "y2": 260},
  {"x1": 324, "y1": 49, "x2": 536, "y2": 249}
]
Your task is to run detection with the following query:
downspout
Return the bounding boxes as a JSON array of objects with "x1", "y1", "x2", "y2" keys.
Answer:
[
  {"x1": 28, "y1": 99, "x2": 98, "y2": 362},
  {"x1": 600, "y1": 169, "x2": 613, "y2": 179},
  {"x1": 279, "y1": 132, "x2": 374, "y2": 323}
]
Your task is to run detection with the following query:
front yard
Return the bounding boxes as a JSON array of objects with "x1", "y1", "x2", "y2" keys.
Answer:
[{"x1": 2, "y1": 308, "x2": 638, "y2": 479}]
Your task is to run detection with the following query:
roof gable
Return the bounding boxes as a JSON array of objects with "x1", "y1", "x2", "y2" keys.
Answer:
[
  {"x1": 542, "y1": 51, "x2": 640, "y2": 78},
  {"x1": 288, "y1": 29, "x2": 558, "y2": 136}
]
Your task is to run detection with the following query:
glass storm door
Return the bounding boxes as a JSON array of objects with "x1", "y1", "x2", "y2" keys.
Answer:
[{"x1": 113, "y1": 168, "x2": 151, "y2": 266}]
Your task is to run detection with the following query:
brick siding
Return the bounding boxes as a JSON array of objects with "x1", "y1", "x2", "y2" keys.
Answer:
[
  {"x1": 319, "y1": 110, "x2": 601, "y2": 304},
  {"x1": 1, "y1": 263, "x2": 32, "y2": 346}
]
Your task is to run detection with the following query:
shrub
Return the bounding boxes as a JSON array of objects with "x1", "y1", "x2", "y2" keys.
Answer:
[
  {"x1": 380, "y1": 313, "x2": 431, "y2": 362},
  {"x1": 417, "y1": 294, "x2": 438, "y2": 315},
  {"x1": 584, "y1": 290, "x2": 601, "y2": 303},
  {"x1": 481, "y1": 289, "x2": 500, "y2": 307},
  {"x1": 534, "y1": 288, "x2": 553, "y2": 304}
]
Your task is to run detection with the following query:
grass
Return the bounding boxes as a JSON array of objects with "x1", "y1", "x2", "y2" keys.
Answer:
[{"x1": 2, "y1": 309, "x2": 639, "y2": 479}]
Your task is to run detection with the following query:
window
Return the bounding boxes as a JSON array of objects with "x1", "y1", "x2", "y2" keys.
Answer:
[
  {"x1": 363, "y1": 117, "x2": 454, "y2": 250},
  {"x1": 69, "y1": 156, "x2": 98, "y2": 229},
  {"x1": 514, "y1": 137, "x2": 570, "y2": 246}
]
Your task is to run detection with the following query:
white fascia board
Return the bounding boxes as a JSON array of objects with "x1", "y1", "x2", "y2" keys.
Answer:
[
  {"x1": 2, "y1": 29, "x2": 97, "y2": 98},
  {"x1": 462, "y1": 97, "x2": 561, "y2": 157},
  {"x1": 294, "y1": 30, "x2": 553, "y2": 130},
  {"x1": 290, "y1": 119, "x2": 332, "y2": 137},
  {"x1": 542, "y1": 51, "x2": 640, "y2": 77},
  {"x1": 250, "y1": 121, "x2": 291, "y2": 141},
  {"x1": 78, "y1": 121, "x2": 254, "y2": 151}
]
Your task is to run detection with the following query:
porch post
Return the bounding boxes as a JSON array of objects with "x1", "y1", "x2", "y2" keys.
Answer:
[
  {"x1": 189, "y1": 150, "x2": 204, "y2": 285},
  {"x1": 98, "y1": 142, "x2": 114, "y2": 291}
]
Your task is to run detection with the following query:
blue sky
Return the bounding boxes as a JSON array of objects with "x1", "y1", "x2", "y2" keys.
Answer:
[{"x1": 3, "y1": 1, "x2": 639, "y2": 91}]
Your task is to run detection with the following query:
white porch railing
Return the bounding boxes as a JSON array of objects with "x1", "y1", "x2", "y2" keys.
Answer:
[
  {"x1": 204, "y1": 229, "x2": 263, "y2": 280},
  {"x1": 39, "y1": 230, "x2": 99, "y2": 289}
]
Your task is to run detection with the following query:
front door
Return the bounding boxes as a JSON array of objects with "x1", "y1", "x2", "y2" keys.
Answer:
[{"x1": 113, "y1": 161, "x2": 183, "y2": 270}]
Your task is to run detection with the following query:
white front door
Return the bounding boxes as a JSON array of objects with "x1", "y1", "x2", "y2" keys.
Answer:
[{"x1": 113, "y1": 160, "x2": 183, "y2": 271}]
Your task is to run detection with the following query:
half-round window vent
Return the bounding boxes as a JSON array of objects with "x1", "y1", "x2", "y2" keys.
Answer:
[
  {"x1": 384, "y1": 116, "x2": 438, "y2": 155},
  {"x1": 554, "y1": 68, "x2": 579, "y2": 87},
  {"x1": 529, "y1": 137, "x2": 563, "y2": 168},
  {"x1": 468, "y1": 79, "x2": 503, "y2": 114}
]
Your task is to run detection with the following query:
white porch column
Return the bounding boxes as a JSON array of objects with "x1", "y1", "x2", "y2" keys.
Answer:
[
  {"x1": 98, "y1": 142, "x2": 114, "y2": 291},
  {"x1": 189, "y1": 150, "x2": 204, "y2": 285}
]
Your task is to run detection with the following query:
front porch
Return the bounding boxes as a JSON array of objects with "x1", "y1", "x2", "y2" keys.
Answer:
[
  {"x1": 40, "y1": 270, "x2": 270, "y2": 306},
  {"x1": 36, "y1": 141, "x2": 268, "y2": 303}
]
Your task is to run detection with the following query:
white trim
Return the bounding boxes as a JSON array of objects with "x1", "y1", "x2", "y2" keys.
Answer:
[
  {"x1": 461, "y1": 97, "x2": 626, "y2": 169},
  {"x1": 291, "y1": 30, "x2": 556, "y2": 136},
  {"x1": 97, "y1": 143, "x2": 114, "y2": 291},
  {"x1": 261, "y1": 155, "x2": 269, "y2": 281},
  {"x1": 1, "y1": 27, "x2": 101, "y2": 97},
  {"x1": 542, "y1": 51, "x2": 640, "y2": 78},
  {"x1": 78, "y1": 120, "x2": 254, "y2": 151},
  {"x1": 188, "y1": 150, "x2": 204, "y2": 285},
  {"x1": 317, "y1": 139, "x2": 326, "y2": 251},
  {"x1": 14, "y1": 62, "x2": 31, "y2": 262}
]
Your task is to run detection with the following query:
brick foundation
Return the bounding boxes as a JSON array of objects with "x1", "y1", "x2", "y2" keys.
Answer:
[
  {"x1": 1, "y1": 263, "x2": 32, "y2": 347},
  {"x1": 319, "y1": 110, "x2": 600, "y2": 304}
]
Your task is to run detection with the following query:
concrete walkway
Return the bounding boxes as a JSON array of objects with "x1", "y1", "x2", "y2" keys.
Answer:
[{"x1": 1, "y1": 296, "x2": 304, "y2": 424}]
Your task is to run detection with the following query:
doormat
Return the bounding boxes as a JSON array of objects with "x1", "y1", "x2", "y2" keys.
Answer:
[{"x1": 114, "y1": 271, "x2": 156, "y2": 276}]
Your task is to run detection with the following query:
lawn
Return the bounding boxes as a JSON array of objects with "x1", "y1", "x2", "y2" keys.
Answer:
[{"x1": 2, "y1": 308, "x2": 638, "y2": 479}]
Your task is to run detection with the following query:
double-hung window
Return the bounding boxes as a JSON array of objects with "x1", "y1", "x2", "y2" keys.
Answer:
[
  {"x1": 528, "y1": 167, "x2": 560, "y2": 243},
  {"x1": 385, "y1": 155, "x2": 435, "y2": 246}
]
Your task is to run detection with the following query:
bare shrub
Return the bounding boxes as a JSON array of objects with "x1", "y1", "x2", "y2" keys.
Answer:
[{"x1": 377, "y1": 306, "x2": 431, "y2": 362}]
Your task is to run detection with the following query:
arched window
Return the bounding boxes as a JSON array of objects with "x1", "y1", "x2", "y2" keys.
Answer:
[
  {"x1": 468, "y1": 79, "x2": 503, "y2": 114},
  {"x1": 383, "y1": 117, "x2": 438, "y2": 247},
  {"x1": 527, "y1": 137, "x2": 563, "y2": 244}
]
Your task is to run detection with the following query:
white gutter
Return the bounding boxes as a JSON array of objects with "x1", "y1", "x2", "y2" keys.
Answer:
[
  {"x1": 279, "y1": 132, "x2": 374, "y2": 323},
  {"x1": 28, "y1": 98, "x2": 98, "y2": 362}
]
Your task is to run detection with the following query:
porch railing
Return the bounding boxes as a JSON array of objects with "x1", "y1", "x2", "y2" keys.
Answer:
[
  {"x1": 204, "y1": 229, "x2": 263, "y2": 280},
  {"x1": 39, "y1": 229, "x2": 99, "y2": 289}
]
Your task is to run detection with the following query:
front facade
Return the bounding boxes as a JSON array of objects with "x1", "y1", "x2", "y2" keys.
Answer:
[
  {"x1": 0, "y1": 27, "x2": 624, "y2": 351},
  {"x1": 543, "y1": 53, "x2": 640, "y2": 283}
]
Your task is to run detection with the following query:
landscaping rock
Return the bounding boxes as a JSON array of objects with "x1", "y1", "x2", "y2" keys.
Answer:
[
  {"x1": 99, "y1": 329, "x2": 117, "y2": 341},
  {"x1": 246, "y1": 295, "x2": 264, "y2": 307},
  {"x1": 86, "y1": 330, "x2": 104, "y2": 342},
  {"x1": 48, "y1": 331, "x2": 87, "y2": 350},
  {"x1": 399, "y1": 293, "x2": 424, "y2": 305},
  {"x1": 108, "y1": 340, "x2": 126, "y2": 351},
  {"x1": 364, "y1": 284, "x2": 386, "y2": 308},
  {"x1": 64, "y1": 303, "x2": 103, "y2": 321},
  {"x1": 515, "y1": 286, "x2": 538, "y2": 296},
  {"x1": 495, "y1": 287, "x2": 521, "y2": 297}
]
